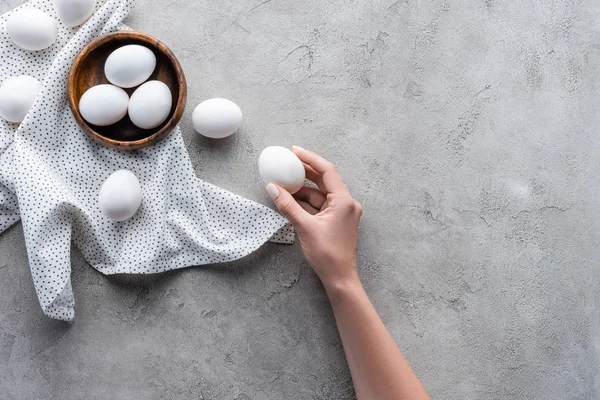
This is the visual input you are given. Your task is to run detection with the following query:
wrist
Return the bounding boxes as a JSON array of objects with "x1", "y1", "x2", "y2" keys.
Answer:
[{"x1": 322, "y1": 269, "x2": 363, "y2": 302}]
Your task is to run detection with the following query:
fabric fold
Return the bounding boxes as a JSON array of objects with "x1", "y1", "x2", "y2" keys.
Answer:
[
  {"x1": 0, "y1": 0, "x2": 294, "y2": 322},
  {"x1": 0, "y1": 183, "x2": 19, "y2": 232}
]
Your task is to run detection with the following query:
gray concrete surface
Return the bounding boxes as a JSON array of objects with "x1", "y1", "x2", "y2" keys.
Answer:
[{"x1": 1, "y1": 0, "x2": 599, "y2": 398}]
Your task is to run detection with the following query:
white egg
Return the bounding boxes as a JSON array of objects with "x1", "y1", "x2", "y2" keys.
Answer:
[
  {"x1": 7, "y1": 9, "x2": 57, "y2": 51},
  {"x1": 258, "y1": 146, "x2": 305, "y2": 194},
  {"x1": 0, "y1": 76, "x2": 41, "y2": 123},
  {"x1": 128, "y1": 80, "x2": 172, "y2": 130},
  {"x1": 192, "y1": 98, "x2": 242, "y2": 139},
  {"x1": 104, "y1": 45, "x2": 157, "y2": 88},
  {"x1": 98, "y1": 170, "x2": 142, "y2": 221},
  {"x1": 55, "y1": 0, "x2": 95, "y2": 27},
  {"x1": 79, "y1": 84, "x2": 129, "y2": 126}
]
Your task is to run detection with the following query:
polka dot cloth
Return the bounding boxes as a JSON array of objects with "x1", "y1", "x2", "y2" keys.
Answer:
[{"x1": 0, "y1": 0, "x2": 294, "y2": 322}]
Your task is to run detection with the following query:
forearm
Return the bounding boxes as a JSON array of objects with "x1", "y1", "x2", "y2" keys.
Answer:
[{"x1": 325, "y1": 271, "x2": 429, "y2": 400}]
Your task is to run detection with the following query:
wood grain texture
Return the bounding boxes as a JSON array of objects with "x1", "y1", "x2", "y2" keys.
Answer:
[{"x1": 67, "y1": 31, "x2": 187, "y2": 150}]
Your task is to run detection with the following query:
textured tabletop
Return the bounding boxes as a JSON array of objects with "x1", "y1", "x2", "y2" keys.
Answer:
[{"x1": 0, "y1": 0, "x2": 598, "y2": 399}]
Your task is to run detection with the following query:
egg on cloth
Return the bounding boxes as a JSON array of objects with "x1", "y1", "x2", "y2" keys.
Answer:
[
  {"x1": 192, "y1": 98, "x2": 242, "y2": 139},
  {"x1": 78, "y1": 84, "x2": 129, "y2": 126},
  {"x1": 55, "y1": 0, "x2": 95, "y2": 27},
  {"x1": 0, "y1": 76, "x2": 41, "y2": 123},
  {"x1": 7, "y1": 9, "x2": 57, "y2": 51},
  {"x1": 104, "y1": 44, "x2": 157, "y2": 88},
  {"x1": 258, "y1": 146, "x2": 305, "y2": 194},
  {"x1": 128, "y1": 80, "x2": 172, "y2": 130},
  {"x1": 98, "y1": 170, "x2": 142, "y2": 221}
]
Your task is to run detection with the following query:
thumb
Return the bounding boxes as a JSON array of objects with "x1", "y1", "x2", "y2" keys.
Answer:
[{"x1": 266, "y1": 183, "x2": 310, "y2": 228}]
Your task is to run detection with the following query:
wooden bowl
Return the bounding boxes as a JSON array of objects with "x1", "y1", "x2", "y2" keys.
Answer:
[{"x1": 68, "y1": 31, "x2": 187, "y2": 150}]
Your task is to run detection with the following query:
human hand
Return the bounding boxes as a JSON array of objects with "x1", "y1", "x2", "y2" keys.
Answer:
[
  {"x1": 266, "y1": 151, "x2": 430, "y2": 400},
  {"x1": 265, "y1": 147, "x2": 363, "y2": 291}
]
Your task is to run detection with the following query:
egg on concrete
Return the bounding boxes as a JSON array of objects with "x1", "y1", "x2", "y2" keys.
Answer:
[
  {"x1": 258, "y1": 146, "x2": 306, "y2": 194},
  {"x1": 7, "y1": 9, "x2": 56, "y2": 51},
  {"x1": 128, "y1": 80, "x2": 172, "y2": 130},
  {"x1": 78, "y1": 84, "x2": 129, "y2": 126},
  {"x1": 192, "y1": 98, "x2": 242, "y2": 139},
  {"x1": 0, "y1": 76, "x2": 41, "y2": 123},
  {"x1": 104, "y1": 45, "x2": 157, "y2": 88},
  {"x1": 55, "y1": 0, "x2": 95, "y2": 27},
  {"x1": 98, "y1": 170, "x2": 142, "y2": 221}
]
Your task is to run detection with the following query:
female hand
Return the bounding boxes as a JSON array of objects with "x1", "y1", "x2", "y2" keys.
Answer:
[
  {"x1": 266, "y1": 148, "x2": 430, "y2": 399},
  {"x1": 265, "y1": 146, "x2": 362, "y2": 291}
]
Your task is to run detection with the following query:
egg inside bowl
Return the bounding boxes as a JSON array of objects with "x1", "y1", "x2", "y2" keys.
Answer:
[{"x1": 67, "y1": 31, "x2": 187, "y2": 150}]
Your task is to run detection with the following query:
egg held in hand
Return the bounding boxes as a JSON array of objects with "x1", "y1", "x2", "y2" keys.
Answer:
[
  {"x1": 104, "y1": 44, "x2": 157, "y2": 88},
  {"x1": 55, "y1": 0, "x2": 95, "y2": 27},
  {"x1": 0, "y1": 76, "x2": 41, "y2": 123},
  {"x1": 78, "y1": 84, "x2": 129, "y2": 126},
  {"x1": 7, "y1": 9, "x2": 56, "y2": 51},
  {"x1": 192, "y1": 98, "x2": 242, "y2": 139},
  {"x1": 128, "y1": 80, "x2": 172, "y2": 130},
  {"x1": 98, "y1": 170, "x2": 142, "y2": 221},
  {"x1": 258, "y1": 146, "x2": 305, "y2": 194}
]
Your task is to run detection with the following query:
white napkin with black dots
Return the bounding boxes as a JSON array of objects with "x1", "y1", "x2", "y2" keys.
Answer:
[{"x1": 0, "y1": 0, "x2": 294, "y2": 321}]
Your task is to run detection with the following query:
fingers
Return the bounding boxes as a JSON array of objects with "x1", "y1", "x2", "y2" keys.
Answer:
[
  {"x1": 302, "y1": 162, "x2": 326, "y2": 192},
  {"x1": 293, "y1": 146, "x2": 347, "y2": 194},
  {"x1": 293, "y1": 186, "x2": 326, "y2": 210},
  {"x1": 297, "y1": 200, "x2": 319, "y2": 215},
  {"x1": 266, "y1": 183, "x2": 311, "y2": 228},
  {"x1": 293, "y1": 146, "x2": 334, "y2": 174}
]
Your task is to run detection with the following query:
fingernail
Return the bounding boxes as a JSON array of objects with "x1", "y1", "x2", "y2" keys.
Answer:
[
  {"x1": 266, "y1": 183, "x2": 280, "y2": 200},
  {"x1": 292, "y1": 146, "x2": 304, "y2": 151}
]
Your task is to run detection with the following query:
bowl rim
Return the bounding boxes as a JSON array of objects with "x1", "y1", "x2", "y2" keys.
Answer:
[{"x1": 67, "y1": 30, "x2": 187, "y2": 150}]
